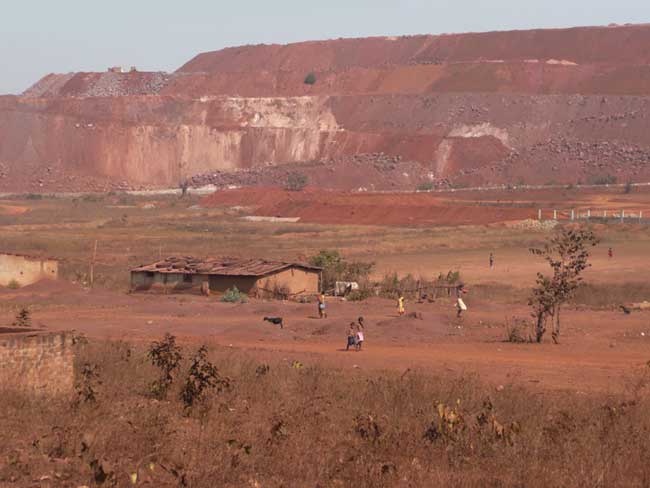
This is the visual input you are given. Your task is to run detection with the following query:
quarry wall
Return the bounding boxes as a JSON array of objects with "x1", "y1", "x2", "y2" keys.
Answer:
[{"x1": 3, "y1": 24, "x2": 650, "y2": 190}]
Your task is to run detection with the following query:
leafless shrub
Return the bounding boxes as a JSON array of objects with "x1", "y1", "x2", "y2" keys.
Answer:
[
  {"x1": 180, "y1": 345, "x2": 230, "y2": 412},
  {"x1": 75, "y1": 363, "x2": 100, "y2": 404},
  {"x1": 147, "y1": 333, "x2": 182, "y2": 399}
]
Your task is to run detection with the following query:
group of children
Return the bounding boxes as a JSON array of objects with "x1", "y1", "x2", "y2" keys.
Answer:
[
  {"x1": 346, "y1": 316, "x2": 365, "y2": 351},
  {"x1": 396, "y1": 283, "x2": 468, "y2": 318}
]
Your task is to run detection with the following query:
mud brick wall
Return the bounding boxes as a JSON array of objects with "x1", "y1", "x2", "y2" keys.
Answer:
[{"x1": 0, "y1": 331, "x2": 74, "y2": 395}]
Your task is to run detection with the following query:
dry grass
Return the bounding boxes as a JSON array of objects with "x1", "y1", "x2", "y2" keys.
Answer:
[
  {"x1": 571, "y1": 282, "x2": 650, "y2": 308},
  {"x1": 0, "y1": 195, "x2": 569, "y2": 293},
  {"x1": 1, "y1": 339, "x2": 650, "y2": 487}
]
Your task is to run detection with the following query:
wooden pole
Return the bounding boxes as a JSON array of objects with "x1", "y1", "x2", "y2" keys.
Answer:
[{"x1": 90, "y1": 240, "x2": 98, "y2": 288}]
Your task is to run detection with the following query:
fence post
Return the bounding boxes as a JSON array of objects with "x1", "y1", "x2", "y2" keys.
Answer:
[
  {"x1": 604, "y1": 210, "x2": 607, "y2": 218},
  {"x1": 538, "y1": 208, "x2": 542, "y2": 221},
  {"x1": 571, "y1": 209, "x2": 575, "y2": 221},
  {"x1": 621, "y1": 210, "x2": 625, "y2": 223},
  {"x1": 553, "y1": 209, "x2": 557, "y2": 220},
  {"x1": 640, "y1": 211, "x2": 643, "y2": 222},
  {"x1": 587, "y1": 209, "x2": 591, "y2": 219}
]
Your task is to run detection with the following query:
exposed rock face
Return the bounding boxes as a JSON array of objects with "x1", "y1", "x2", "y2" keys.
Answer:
[{"x1": 3, "y1": 24, "x2": 650, "y2": 192}]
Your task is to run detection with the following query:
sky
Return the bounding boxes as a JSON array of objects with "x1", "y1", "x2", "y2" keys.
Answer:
[{"x1": 1, "y1": 0, "x2": 649, "y2": 94}]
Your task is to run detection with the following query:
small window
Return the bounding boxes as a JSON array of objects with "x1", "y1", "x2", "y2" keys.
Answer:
[
  {"x1": 146, "y1": 271, "x2": 154, "y2": 278},
  {"x1": 183, "y1": 274, "x2": 193, "y2": 283}
]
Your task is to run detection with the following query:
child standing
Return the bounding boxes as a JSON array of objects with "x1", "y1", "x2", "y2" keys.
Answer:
[
  {"x1": 318, "y1": 293, "x2": 327, "y2": 318},
  {"x1": 355, "y1": 326, "x2": 365, "y2": 351},
  {"x1": 346, "y1": 323, "x2": 356, "y2": 351},
  {"x1": 397, "y1": 295, "x2": 405, "y2": 316}
]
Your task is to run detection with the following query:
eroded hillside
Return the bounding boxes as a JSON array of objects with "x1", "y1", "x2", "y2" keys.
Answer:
[{"x1": 2, "y1": 24, "x2": 650, "y2": 192}]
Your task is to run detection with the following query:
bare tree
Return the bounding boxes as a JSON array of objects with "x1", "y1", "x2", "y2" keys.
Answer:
[
  {"x1": 529, "y1": 228, "x2": 599, "y2": 343},
  {"x1": 179, "y1": 179, "x2": 189, "y2": 198}
]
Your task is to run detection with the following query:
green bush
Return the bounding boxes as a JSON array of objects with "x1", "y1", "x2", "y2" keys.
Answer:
[
  {"x1": 23, "y1": 193, "x2": 43, "y2": 200},
  {"x1": 309, "y1": 250, "x2": 374, "y2": 292},
  {"x1": 285, "y1": 172, "x2": 308, "y2": 191},
  {"x1": 416, "y1": 181, "x2": 434, "y2": 191},
  {"x1": 304, "y1": 72, "x2": 317, "y2": 85},
  {"x1": 346, "y1": 288, "x2": 373, "y2": 302},
  {"x1": 221, "y1": 286, "x2": 247, "y2": 303},
  {"x1": 590, "y1": 174, "x2": 617, "y2": 185},
  {"x1": 7, "y1": 279, "x2": 20, "y2": 290}
]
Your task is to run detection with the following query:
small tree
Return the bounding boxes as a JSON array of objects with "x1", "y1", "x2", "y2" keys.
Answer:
[
  {"x1": 75, "y1": 363, "x2": 100, "y2": 404},
  {"x1": 180, "y1": 345, "x2": 229, "y2": 412},
  {"x1": 529, "y1": 228, "x2": 599, "y2": 343},
  {"x1": 12, "y1": 307, "x2": 31, "y2": 327},
  {"x1": 309, "y1": 250, "x2": 374, "y2": 292},
  {"x1": 304, "y1": 72, "x2": 317, "y2": 85},
  {"x1": 147, "y1": 333, "x2": 183, "y2": 399},
  {"x1": 179, "y1": 179, "x2": 189, "y2": 198},
  {"x1": 285, "y1": 172, "x2": 308, "y2": 191}
]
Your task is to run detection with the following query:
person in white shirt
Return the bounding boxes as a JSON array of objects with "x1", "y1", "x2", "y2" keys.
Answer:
[{"x1": 355, "y1": 327, "x2": 364, "y2": 351}]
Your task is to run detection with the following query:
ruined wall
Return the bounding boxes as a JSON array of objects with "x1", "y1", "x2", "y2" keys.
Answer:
[
  {"x1": 0, "y1": 253, "x2": 58, "y2": 287},
  {"x1": 0, "y1": 331, "x2": 74, "y2": 395}
]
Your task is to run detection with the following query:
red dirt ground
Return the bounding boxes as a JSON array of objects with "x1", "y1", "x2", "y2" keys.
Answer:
[
  {"x1": 200, "y1": 186, "x2": 650, "y2": 226},
  {"x1": 2, "y1": 281, "x2": 648, "y2": 394}
]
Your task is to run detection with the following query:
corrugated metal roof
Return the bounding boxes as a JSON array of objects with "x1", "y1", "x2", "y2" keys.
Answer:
[{"x1": 131, "y1": 256, "x2": 321, "y2": 277}]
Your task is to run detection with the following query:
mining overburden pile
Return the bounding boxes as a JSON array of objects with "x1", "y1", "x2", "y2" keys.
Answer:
[{"x1": 2, "y1": 24, "x2": 650, "y2": 193}]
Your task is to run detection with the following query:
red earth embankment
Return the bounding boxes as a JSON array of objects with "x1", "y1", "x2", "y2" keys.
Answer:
[
  {"x1": 200, "y1": 187, "x2": 537, "y2": 226},
  {"x1": 178, "y1": 25, "x2": 650, "y2": 73}
]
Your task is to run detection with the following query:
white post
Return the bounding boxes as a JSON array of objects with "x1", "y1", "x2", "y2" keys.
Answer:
[
  {"x1": 604, "y1": 210, "x2": 607, "y2": 218},
  {"x1": 621, "y1": 210, "x2": 625, "y2": 222},
  {"x1": 571, "y1": 209, "x2": 575, "y2": 221},
  {"x1": 587, "y1": 209, "x2": 591, "y2": 219},
  {"x1": 538, "y1": 208, "x2": 542, "y2": 221},
  {"x1": 553, "y1": 209, "x2": 557, "y2": 220}
]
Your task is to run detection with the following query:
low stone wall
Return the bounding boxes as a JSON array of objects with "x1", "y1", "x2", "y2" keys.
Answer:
[{"x1": 0, "y1": 330, "x2": 74, "y2": 395}]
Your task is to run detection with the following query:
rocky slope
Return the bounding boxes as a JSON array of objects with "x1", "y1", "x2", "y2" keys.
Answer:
[{"x1": 2, "y1": 24, "x2": 650, "y2": 192}]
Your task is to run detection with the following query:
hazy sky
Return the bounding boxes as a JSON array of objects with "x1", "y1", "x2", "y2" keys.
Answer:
[{"x1": 1, "y1": 0, "x2": 648, "y2": 94}]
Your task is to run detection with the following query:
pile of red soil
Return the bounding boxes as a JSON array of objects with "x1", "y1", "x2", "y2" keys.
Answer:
[{"x1": 201, "y1": 187, "x2": 536, "y2": 226}]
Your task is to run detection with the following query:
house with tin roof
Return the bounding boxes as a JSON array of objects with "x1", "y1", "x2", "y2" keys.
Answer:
[{"x1": 130, "y1": 256, "x2": 321, "y2": 298}]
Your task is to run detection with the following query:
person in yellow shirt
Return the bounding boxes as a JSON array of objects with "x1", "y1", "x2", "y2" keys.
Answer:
[{"x1": 397, "y1": 295, "x2": 405, "y2": 316}]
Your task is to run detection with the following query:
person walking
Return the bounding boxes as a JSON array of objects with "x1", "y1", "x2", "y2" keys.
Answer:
[
  {"x1": 608, "y1": 247, "x2": 613, "y2": 259},
  {"x1": 455, "y1": 283, "x2": 468, "y2": 318},
  {"x1": 318, "y1": 292, "x2": 327, "y2": 318},
  {"x1": 489, "y1": 252, "x2": 494, "y2": 269},
  {"x1": 397, "y1": 295, "x2": 405, "y2": 316}
]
